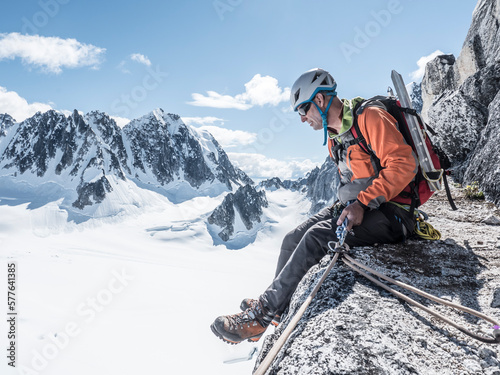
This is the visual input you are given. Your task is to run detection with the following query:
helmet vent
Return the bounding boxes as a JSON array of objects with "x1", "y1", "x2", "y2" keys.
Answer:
[
  {"x1": 321, "y1": 77, "x2": 329, "y2": 85},
  {"x1": 294, "y1": 89, "x2": 301, "y2": 102},
  {"x1": 312, "y1": 71, "x2": 321, "y2": 83}
]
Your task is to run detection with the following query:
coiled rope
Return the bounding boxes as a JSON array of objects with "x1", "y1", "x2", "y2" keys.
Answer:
[{"x1": 415, "y1": 217, "x2": 441, "y2": 240}]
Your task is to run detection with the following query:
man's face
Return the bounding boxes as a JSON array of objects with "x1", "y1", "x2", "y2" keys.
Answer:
[{"x1": 299, "y1": 101, "x2": 323, "y2": 131}]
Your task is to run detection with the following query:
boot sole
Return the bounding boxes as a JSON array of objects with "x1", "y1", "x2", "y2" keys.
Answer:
[{"x1": 210, "y1": 323, "x2": 263, "y2": 344}]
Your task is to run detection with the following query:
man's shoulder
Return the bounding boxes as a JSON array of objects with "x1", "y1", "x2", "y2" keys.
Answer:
[{"x1": 358, "y1": 105, "x2": 395, "y2": 127}]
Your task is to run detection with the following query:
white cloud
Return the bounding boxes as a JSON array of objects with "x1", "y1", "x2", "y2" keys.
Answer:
[
  {"x1": 196, "y1": 126, "x2": 257, "y2": 149},
  {"x1": 227, "y1": 152, "x2": 319, "y2": 180},
  {"x1": 110, "y1": 115, "x2": 130, "y2": 128},
  {"x1": 241, "y1": 74, "x2": 291, "y2": 106},
  {"x1": 0, "y1": 33, "x2": 105, "y2": 74},
  {"x1": 117, "y1": 53, "x2": 153, "y2": 74},
  {"x1": 410, "y1": 50, "x2": 446, "y2": 81},
  {"x1": 182, "y1": 116, "x2": 225, "y2": 127},
  {"x1": 116, "y1": 60, "x2": 131, "y2": 74},
  {"x1": 130, "y1": 53, "x2": 151, "y2": 67},
  {"x1": 189, "y1": 91, "x2": 252, "y2": 110},
  {"x1": 0, "y1": 86, "x2": 52, "y2": 122},
  {"x1": 188, "y1": 74, "x2": 290, "y2": 110}
]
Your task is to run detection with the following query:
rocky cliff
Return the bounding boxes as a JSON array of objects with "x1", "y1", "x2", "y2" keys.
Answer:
[
  {"x1": 422, "y1": 0, "x2": 500, "y2": 204},
  {"x1": 254, "y1": 186, "x2": 500, "y2": 374},
  {"x1": 0, "y1": 113, "x2": 15, "y2": 138},
  {"x1": 304, "y1": 157, "x2": 339, "y2": 214}
]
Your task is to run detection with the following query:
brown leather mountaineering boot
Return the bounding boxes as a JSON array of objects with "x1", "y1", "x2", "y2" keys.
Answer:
[
  {"x1": 240, "y1": 298, "x2": 281, "y2": 327},
  {"x1": 211, "y1": 299, "x2": 273, "y2": 344}
]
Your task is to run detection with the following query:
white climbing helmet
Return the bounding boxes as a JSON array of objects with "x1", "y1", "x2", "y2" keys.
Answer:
[{"x1": 290, "y1": 68, "x2": 337, "y2": 111}]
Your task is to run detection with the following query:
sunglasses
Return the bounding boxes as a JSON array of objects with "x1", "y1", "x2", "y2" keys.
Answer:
[{"x1": 297, "y1": 101, "x2": 312, "y2": 116}]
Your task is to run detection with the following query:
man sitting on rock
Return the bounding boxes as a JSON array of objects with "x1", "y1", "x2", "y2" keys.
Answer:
[{"x1": 211, "y1": 68, "x2": 418, "y2": 344}]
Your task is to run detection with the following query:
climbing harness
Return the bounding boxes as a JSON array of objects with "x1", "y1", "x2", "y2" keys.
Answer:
[
  {"x1": 254, "y1": 219, "x2": 500, "y2": 374},
  {"x1": 389, "y1": 202, "x2": 442, "y2": 241}
]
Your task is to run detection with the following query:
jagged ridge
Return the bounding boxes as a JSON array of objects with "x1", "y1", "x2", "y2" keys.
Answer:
[
  {"x1": 0, "y1": 108, "x2": 252, "y2": 218},
  {"x1": 207, "y1": 184, "x2": 268, "y2": 245}
]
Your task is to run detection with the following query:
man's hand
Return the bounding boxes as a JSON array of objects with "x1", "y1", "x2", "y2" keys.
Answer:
[{"x1": 336, "y1": 201, "x2": 365, "y2": 230}]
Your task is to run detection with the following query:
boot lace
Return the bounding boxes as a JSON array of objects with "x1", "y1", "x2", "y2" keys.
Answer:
[{"x1": 227, "y1": 303, "x2": 263, "y2": 329}]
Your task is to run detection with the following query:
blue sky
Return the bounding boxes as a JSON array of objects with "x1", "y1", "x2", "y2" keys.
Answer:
[{"x1": 0, "y1": 0, "x2": 477, "y2": 180}]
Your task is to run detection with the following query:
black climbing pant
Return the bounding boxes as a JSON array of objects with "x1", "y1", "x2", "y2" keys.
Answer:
[{"x1": 260, "y1": 203, "x2": 412, "y2": 315}]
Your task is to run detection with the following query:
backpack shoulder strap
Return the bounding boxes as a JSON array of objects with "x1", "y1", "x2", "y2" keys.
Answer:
[{"x1": 351, "y1": 100, "x2": 382, "y2": 171}]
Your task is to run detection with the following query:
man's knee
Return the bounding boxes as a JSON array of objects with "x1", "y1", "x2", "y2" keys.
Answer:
[
  {"x1": 301, "y1": 223, "x2": 336, "y2": 251},
  {"x1": 281, "y1": 226, "x2": 304, "y2": 251}
]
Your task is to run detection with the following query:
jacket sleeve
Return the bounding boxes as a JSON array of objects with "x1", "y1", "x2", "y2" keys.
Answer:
[{"x1": 356, "y1": 107, "x2": 418, "y2": 209}]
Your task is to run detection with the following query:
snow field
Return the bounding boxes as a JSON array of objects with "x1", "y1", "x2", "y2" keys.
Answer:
[{"x1": 0, "y1": 188, "x2": 309, "y2": 374}]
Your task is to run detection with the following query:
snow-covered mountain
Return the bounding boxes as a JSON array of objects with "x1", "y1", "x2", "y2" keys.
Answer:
[
  {"x1": 123, "y1": 109, "x2": 252, "y2": 202},
  {"x1": 205, "y1": 156, "x2": 339, "y2": 246},
  {"x1": 0, "y1": 108, "x2": 252, "y2": 221},
  {"x1": 0, "y1": 105, "x2": 338, "y2": 238},
  {"x1": 259, "y1": 157, "x2": 340, "y2": 214},
  {"x1": 207, "y1": 184, "x2": 268, "y2": 248},
  {"x1": 0, "y1": 113, "x2": 16, "y2": 139}
]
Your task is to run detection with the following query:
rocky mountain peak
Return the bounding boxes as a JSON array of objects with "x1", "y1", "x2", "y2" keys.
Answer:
[
  {"x1": 406, "y1": 81, "x2": 423, "y2": 114},
  {"x1": 0, "y1": 113, "x2": 16, "y2": 136},
  {"x1": 258, "y1": 177, "x2": 285, "y2": 191},
  {"x1": 422, "y1": 0, "x2": 500, "y2": 204},
  {"x1": 126, "y1": 108, "x2": 184, "y2": 135},
  {"x1": 259, "y1": 157, "x2": 339, "y2": 215},
  {"x1": 455, "y1": 0, "x2": 500, "y2": 86},
  {"x1": 207, "y1": 184, "x2": 268, "y2": 247},
  {"x1": 421, "y1": 54, "x2": 457, "y2": 119},
  {"x1": 0, "y1": 107, "x2": 252, "y2": 220},
  {"x1": 305, "y1": 157, "x2": 339, "y2": 214}
]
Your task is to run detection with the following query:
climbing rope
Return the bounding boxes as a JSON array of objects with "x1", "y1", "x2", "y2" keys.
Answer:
[
  {"x1": 414, "y1": 217, "x2": 441, "y2": 240},
  {"x1": 253, "y1": 222, "x2": 349, "y2": 375},
  {"x1": 390, "y1": 202, "x2": 442, "y2": 240},
  {"x1": 253, "y1": 251, "x2": 342, "y2": 375},
  {"x1": 343, "y1": 253, "x2": 500, "y2": 344},
  {"x1": 253, "y1": 221, "x2": 499, "y2": 375}
]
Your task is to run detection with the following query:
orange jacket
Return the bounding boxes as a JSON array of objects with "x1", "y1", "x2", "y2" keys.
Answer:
[{"x1": 329, "y1": 104, "x2": 418, "y2": 209}]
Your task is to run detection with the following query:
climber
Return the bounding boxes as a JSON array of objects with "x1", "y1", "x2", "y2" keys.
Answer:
[{"x1": 210, "y1": 68, "x2": 419, "y2": 344}]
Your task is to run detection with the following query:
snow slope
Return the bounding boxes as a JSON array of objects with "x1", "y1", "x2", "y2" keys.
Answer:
[{"x1": 0, "y1": 188, "x2": 310, "y2": 375}]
